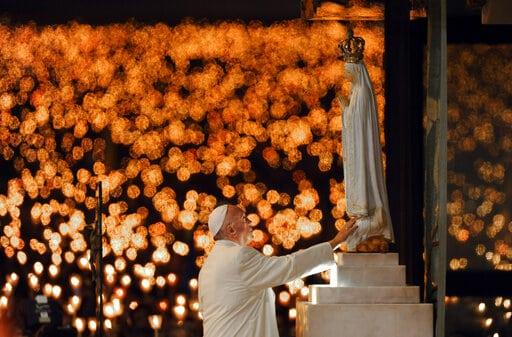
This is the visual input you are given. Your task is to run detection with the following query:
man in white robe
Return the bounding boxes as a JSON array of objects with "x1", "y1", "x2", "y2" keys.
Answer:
[{"x1": 198, "y1": 204, "x2": 357, "y2": 337}]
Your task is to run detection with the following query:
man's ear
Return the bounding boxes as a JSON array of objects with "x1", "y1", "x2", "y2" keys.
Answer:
[{"x1": 226, "y1": 223, "x2": 236, "y2": 235}]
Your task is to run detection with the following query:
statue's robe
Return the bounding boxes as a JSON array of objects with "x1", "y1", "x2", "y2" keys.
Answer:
[{"x1": 340, "y1": 62, "x2": 394, "y2": 250}]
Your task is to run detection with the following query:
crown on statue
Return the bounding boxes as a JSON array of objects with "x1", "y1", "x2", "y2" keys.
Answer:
[{"x1": 339, "y1": 28, "x2": 365, "y2": 63}]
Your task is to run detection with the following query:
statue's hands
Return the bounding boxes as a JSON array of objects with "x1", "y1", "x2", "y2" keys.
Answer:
[{"x1": 328, "y1": 217, "x2": 358, "y2": 250}]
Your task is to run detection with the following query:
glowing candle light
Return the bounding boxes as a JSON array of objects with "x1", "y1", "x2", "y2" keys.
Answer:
[
  {"x1": 52, "y1": 285, "x2": 62, "y2": 299},
  {"x1": 28, "y1": 274, "x2": 39, "y2": 290},
  {"x1": 141, "y1": 278, "x2": 152, "y2": 292},
  {"x1": 74, "y1": 318, "x2": 85, "y2": 337},
  {"x1": 189, "y1": 278, "x2": 198, "y2": 291},
  {"x1": 173, "y1": 241, "x2": 189, "y2": 256},
  {"x1": 167, "y1": 273, "x2": 177, "y2": 286},
  {"x1": 8, "y1": 273, "x2": 19, "y2": 285},
  {"x1": 289, "y1": 308, "x2": 297, "y2": 320},
  {"x1": 17, "y1": 251, "x2": 27, "y2": 265},
  {"x1": 158, "y1": 300, "x2": 168, "y2": 311},
  {"x1": 156, "y1": 276, "x2": 166, "y2": 288},
  {"x1": 105, "y1": 319, "x2": 113, "y2": 330},
  {"x1": 173, "y1": 305, "x2": 187, "y2": 322},
  {"x1": 64, "y1": 252, "x2": 75, "y2": 264},
  {"x1": 88, "y1": 319, "x2": 97, "y2": 332},
  {"x1": 34, "y1": 262, "x2": 44, "y2": 275},
  {"x1": 105, "y1": 264, "x2": 115, "y2": 275},
  {"x1": 0, "y1": 296, "x2": 8, "y2": 310},
  {"x1": 190, "y1": 301, "x2": 200, "y2": 311},
  {"x1": 78, "y1": 257, "x2": 89, "y2": 269},
  {"x1": 263, "y1": 244, "x2": 274, "y2": 256},
  {"x1": 43, "y1": 284, "x2": 53, "y2": 297},
  {"x1": 48, "y1": 264, "x2": 59, "y2": 278},
  {"x1": 115, "y1": 257, "x2": 127, "y2": 271},
  {"x1": 121, "y1": 275, "x2": 131, "y2": 287},
  {"x1": 176, "y1": 294, "x2": 186, "y2": 306},
  {"x1": 104, "y1": 303, "x2": 115, "y2": 318},
  {"x1": 105, "y1": 274, "x2": 115, "y2": 285},
  {"x1": 113, "y1": 298, "x2": 122, "y2": 315},
  {"x1": 114, "y1": 288, "x2": 125, "y2": 298},
  {"x1": 3, "y1": 283, "x2": 12, "y2": 296},
  {"x1": 149, "y1": 314, "x2": 163, "y2": 337},
  {"x1": 70, "y1": 275, "x2": 81, "y2": 288},
  {"x1": 66, "y1": 303, "x2": 76, "y2": 315},
  {"x1": 300, "y1": 286, "x2": 309, "y2": 298},
  {"x1": 279, "y1": 291, "x2": 291, "y2": 305},
  {"x1": 71, "y1": 295, "x2": 81, "y2": 309}
]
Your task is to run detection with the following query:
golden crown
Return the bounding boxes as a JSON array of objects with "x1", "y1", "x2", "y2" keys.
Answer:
[{"x1": 339, "y1": 28, "x2": 365, "y2": 63}]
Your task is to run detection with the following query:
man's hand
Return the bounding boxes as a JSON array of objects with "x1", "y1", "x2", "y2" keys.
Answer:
[{"x1": 328, "y1": 217, "x2": 358, "y2": 250}]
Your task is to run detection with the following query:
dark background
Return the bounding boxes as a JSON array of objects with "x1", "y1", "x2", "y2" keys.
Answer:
[{"x1": 1, "y1": 0, "x2": 305, "y2": 25}]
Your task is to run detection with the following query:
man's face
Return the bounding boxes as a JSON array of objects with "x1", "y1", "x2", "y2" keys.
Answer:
[{"x1": 228, "y1": 206, "x2": 253, "y2": 246}]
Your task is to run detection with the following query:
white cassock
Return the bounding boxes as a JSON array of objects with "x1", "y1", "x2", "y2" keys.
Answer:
[
  {"x1": 198, "y1": 240, "x2": 334, "y2": 337},
  {"x1": 340, "y1": 62, "x2": 394, "y2": 250}
]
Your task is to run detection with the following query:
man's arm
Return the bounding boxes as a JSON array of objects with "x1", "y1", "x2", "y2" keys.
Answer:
[
  {"x1": 237, "y1": 218, "x2": 357, "y2": 290},
  {"x1": 237, "y1": 242, "x2": 333, "y2": 290}
]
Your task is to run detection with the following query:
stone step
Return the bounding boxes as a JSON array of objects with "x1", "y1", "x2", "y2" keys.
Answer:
[
  {"x1": 335, "y1": 252, "x2": 399, "y2": 266},
  {"x1": 296, "y1": 302, "x2": 433, "y2": 337},
  {"x1": 330, "y1": 265, "x2": 406, "y2": 287},
  {"x1": 309, "y1": 285, "x2": 419, "y2": 304}
]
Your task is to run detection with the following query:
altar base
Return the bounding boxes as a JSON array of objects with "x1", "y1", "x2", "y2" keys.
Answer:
[{"x1": 296, "y1": 253, "x2": 433, "y2": 337}]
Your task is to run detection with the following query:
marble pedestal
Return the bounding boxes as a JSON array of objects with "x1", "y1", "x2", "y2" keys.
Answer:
[{"x1": 296, "y1": 253, "x2": 433, "y2": 337}]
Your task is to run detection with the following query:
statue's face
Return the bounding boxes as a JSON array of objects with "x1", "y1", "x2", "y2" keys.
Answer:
[{"x1": 343, "y1": 63, "x2": 360, "y2": 84}]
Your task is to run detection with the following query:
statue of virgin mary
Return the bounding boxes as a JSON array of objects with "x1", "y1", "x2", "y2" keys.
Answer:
[{"x1": 338, "y1": 29, "x2": 394, "y2": 251}]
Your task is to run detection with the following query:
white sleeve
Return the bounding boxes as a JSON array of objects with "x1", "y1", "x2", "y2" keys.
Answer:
[{"x1": 237, "y1": 242, "x2": 334, "y2": 290}]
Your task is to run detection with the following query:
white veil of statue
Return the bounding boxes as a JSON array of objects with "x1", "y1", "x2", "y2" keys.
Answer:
[{"x1": 340, "y1": 62, "x2": 394, "y2": 250}]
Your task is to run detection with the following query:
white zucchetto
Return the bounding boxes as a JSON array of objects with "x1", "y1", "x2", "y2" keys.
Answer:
[{"x1": 208, "y1": 205, "x2": 228, "y2": 237}]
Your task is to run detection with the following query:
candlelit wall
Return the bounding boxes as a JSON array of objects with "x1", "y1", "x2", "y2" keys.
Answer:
[
  {"x1": 447, "y1": 44, "x2": 512, "y2": 271},
  {"x1": 0, "y1": 20, "x2": 385, "y2": 335}
]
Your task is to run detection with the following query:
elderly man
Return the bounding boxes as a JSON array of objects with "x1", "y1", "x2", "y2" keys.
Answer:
[{"x1": 198, "y1": 204, "x2": 357, "y2": 337}]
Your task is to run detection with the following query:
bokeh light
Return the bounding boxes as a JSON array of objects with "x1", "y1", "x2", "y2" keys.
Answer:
[
  {"x1": 447, "y1": 44, "x2": 512, "y2": 270},
  {"x1": 0, "y1": 17, "x2": 384, "y2": 333}
]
